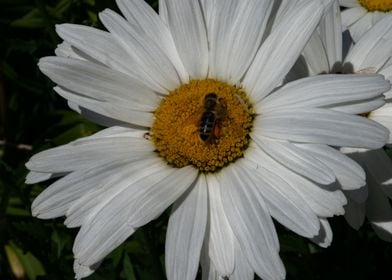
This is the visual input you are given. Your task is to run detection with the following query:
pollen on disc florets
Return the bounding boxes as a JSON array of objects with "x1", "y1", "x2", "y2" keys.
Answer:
[
  {"x1": 151, "y1": 79, "x2": 254, "y2": 172},
  {"x1": 358, "y1": 0, "x2": 392, "y2": 12}
]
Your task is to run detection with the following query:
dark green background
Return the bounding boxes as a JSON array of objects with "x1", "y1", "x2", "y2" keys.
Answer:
[{"x1": 0, "y1": 0, "x2": 391, "y2": 279}]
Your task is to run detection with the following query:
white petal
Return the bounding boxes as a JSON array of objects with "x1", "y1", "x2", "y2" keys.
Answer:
[
  {"x1": 76, "y1": 224, "x2": 135, "y2": 268},
  {"x1": 161, "y1": 0, "x2": 208, "y2": 79},
  {"x1": 79, "y1": 125, "x2": 142, "y2": 138},
  {"x1": 73, "y1": 260, "x2": 101, "y2": 280},
  {"x1": 367, "y1": 180, "x2": 392, "y2": 241},
  {"x1": 344, "y1": 193, "x2": 366, "y2": 229},
  {"x1": 158, "y1": 0, "x2": 168, "y2": 23},
  {"x1": 55, "y1": 24, "x2": 155, "y2": 86},
  {"x1": 200, "y1": 247, "x2": 224, "y2": 280},
  {"x1": 251, "y1": 137, "x2": 335, "y2": 185},
  {"x1": 302, "y1": 32, "x2": 330, "y2": 75},
  {"x1": 206, "y1": 0, "x2": 273, "y2": 83},
  {"x1": 284, "y1": 55, "x2": 310, "y2": 83},
  {"x1": 379, "y1": 64, "x2": 392, "y2": 82},
  {"x1": 219, "y1": 165, "x2": 285, "y2": 280},
  {"x1": 64, "y1": 158, "x2": 169, "y2": 228},
  {"x1": 342, "y1": 174, "x2": 369, "y2": 203},
  {"x1": 26, "y1": 130, "x2": 154, "y2": 173},
  {"x1": 257, "y1": 74, "x2": 390, "y2": 113},
  {"x1": 349, "y1": 12, "x2": 374, "y2": 42},
  {"x1": 345, "y1": 15, "x2": 392, "y2": 71},
  {"x1": 243, "y1": 0, "x2": 325, "y2": 102},
  {"x1": 99, "y1": 9, "x2": 182, "y2": 92},
  {"x1": 74, "y1": 165, "x2": 197, "y2": 266},
  {"x1": 121, "y1": 166, "x2": 198, "y2": 228},
  {"x1": 361, "y1": 149, "x2": 392, "y2": 187},
  {"x1": 32, "y1": 157, "x2": 158, "y2": 220},
  {"x1": 341, "y1": 6, "x2": 366, "y2": 29},
  {"x1": 246, "y1": 144, "x2": 347, "y2": 217},
  {"x1": 371, "y1": 219, "x2": 392, "y2": 242},
  {"x1": 295, "y1": 144, "x2": 366, "y2": 190},
  {"x1": 64, "y1": 158, "x2": 165, "y2": 228},
  {"x1": 165, "y1": 174, "x2": 208, "y2": 280},
  {"x1": 55, "y1": 87, "x2": 154, "y2": 127},
  {"x1": 320, "y1": 1, "x2": 343, "y2": 67},
  {"x1": 240, "y1": 158, "x2": 320, "y2": 238},
  {"x1": 25, "y1": 171, "x2": 54, "y2": 184},
  {"x1": 310, "y1": 218, "x2": 333, "y2": 248},
  {"x1": 371, "y1": 11, "x2": 386, "y2": 24},
  {"x1": 370, "y1": 103, "x2": 392, "y2": 143},
  {"x1": 339, "y1": 0, "x2": 360, "y2": 8},
  {"x1": 38, "y1": 56, "x2": 160, "y2": 110},
  {"x1": 115, "y1": 0, "x2": 189, "y2": 83},
  {"x1": 230, "y1": 243, "x2": 254, "y2": 280},
  {"x1": 55, "y1": 42, "x2": 86, "y2": 60},
  {"x1": 66, "y1": 101, "x2": 139, "y2": 128},
  {"x1": 268, "y1": 0, "x2": 301, "y2": 32},
  {"x1": 255, "y1": 107, "x2": 388, "y2": 149},
  {"x1": 330, "y1": 96, "x2": 385, "y2": 115},
  {"x1": 205, "y1": 175, "x2": 235, "y2": 276},
  {"x1": 203, "y1": 0, "x2": 238, "y2": 82}
]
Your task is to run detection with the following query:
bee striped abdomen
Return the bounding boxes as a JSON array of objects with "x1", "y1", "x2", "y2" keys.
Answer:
[
  {"x1": 199, "y1": 111, "x2": 216, "y2": 141},
  {"x1": 198, "y1": 92, "x2": 227, "y2": 143}
]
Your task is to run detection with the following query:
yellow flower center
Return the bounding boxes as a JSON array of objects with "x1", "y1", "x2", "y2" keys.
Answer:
[
  {"x1": 358, "y1": 0, "x2": 392, "y2": 11},
  {"x1": 151, "y1": 79, "x2": 254, "y2": 172}
]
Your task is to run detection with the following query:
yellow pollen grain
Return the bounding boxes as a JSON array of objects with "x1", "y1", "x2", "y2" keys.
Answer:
[
  {"x1": 358, "y1": 0, "x2": 392, "y2": 11},
  {"x1": 151, "y1": 79, "x2": 254, "y2": 172}
]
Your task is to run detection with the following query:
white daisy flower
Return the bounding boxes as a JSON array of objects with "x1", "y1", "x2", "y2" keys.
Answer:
[
  {"x1": 343, "y1": 148, "x2": 392, "y2": 241},
  {"x1": 294, "y1": 1, "x2": 392, "y2": 241},
  {"x1": 340, "y1": 0, "x2": 392, "y2": 42},
  {"x1": 26, "y1": 0, "x2": 391, "y2": 279}
]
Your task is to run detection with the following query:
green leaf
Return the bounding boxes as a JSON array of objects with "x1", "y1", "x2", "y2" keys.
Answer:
[
  {"x1": 52, "y1": 122, "x2": 98, "y2": 145},
  {"x1": 280, "y1": 235, "x2": 310, "y2": 255},
  {"x1": 6, "y1": 242, "x2": 46, "y2": 280},
  {"x1": 6, "y1": 206, "x2": 30, "y2": 217},
  {"x1": 110, "y1": 245, "x2": 124, "y2": 267},
  {"x1": 11, "y1": 8, "x2": 46, "y2": 29},
  {"x1": 122, "y1": 254, "x2": 137, "y2": 280},
  {"x1": 123, "y1": 239, "x2": 145, "y2": 254},
  {"x1": 54, "y1": 110, "x2": 88, "y2": 127},
  {"x1": 5, "y1": 244, "x2": 25, "y2": 279},
  {"x1": 51, "y1": 229, "x2": 68, "y2": 258},
  {"x1": 87, "y1": 10, "x2": 98, "y2": 24},
  {"x1": 51, "y1": 0, "x2": 72, "y2": 18},
  {"x1": 83, "y1": 0, "x2": 96, "y2": 6},
  {"x1": 6, "y1": 196, "x2": 30, "y2": 217}
]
